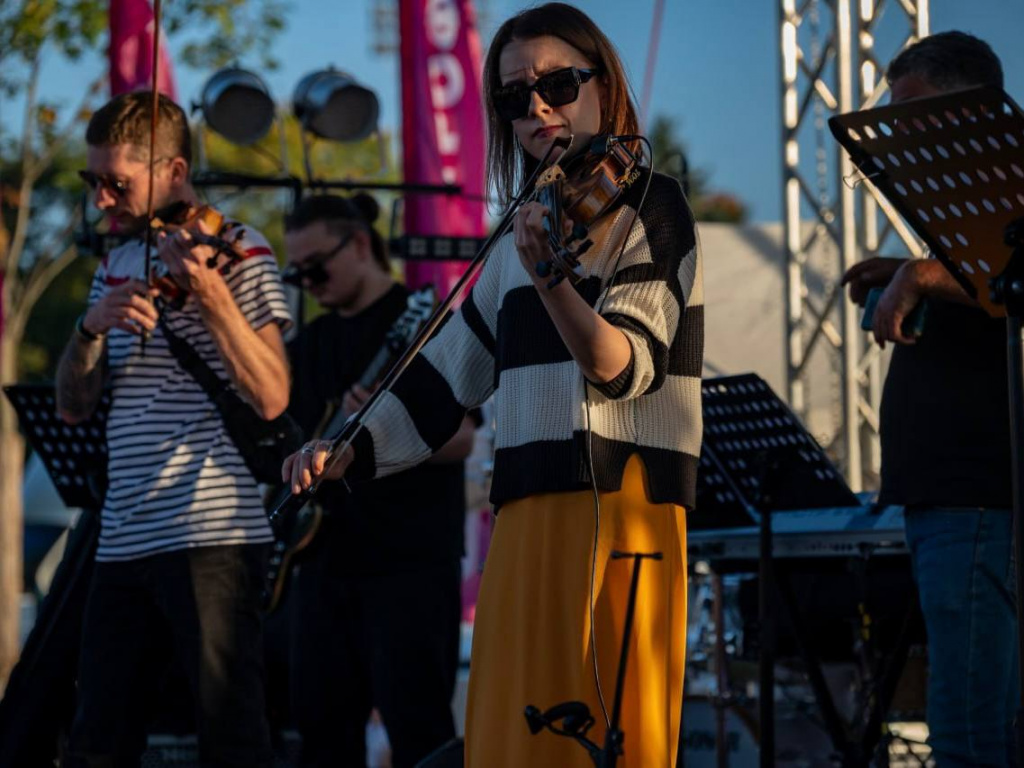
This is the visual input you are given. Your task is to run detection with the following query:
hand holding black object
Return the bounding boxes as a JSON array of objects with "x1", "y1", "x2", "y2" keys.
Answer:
[{"x1": 841, "y1": 257, "x2": 906, "y2": 307}]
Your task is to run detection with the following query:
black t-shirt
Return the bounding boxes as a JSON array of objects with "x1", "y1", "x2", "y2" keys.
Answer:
[
  {"x1": 879, "y1": 296, "x2": 1011, "y2": 509},
  {"x1": 288, "y1": 284, "x2": 466, "y2": 574}
]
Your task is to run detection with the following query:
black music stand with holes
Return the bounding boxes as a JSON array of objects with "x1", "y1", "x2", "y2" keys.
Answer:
[
  {"x1": 697, "y1": 374, "x2": 919, "y2": 768},
  {"x1": 3, "y1": 384, "x2": 110, "y2": 509},
  {"x1": 0, "y1": 385, "x2": 109, "y2": 767},
  {"x1": 830, "y1": 85, "x2": 1024, "y2": 766}
]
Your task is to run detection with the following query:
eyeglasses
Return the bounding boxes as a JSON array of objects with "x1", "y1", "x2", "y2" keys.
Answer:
[
  {"x1": 282, "y1": 233, "x2": 354, "y2": 287},
  {"x1": 79, "y1": 170, "x2": 134, "y2": 198},
  {"x1": 78, "y1": 158, "x2": 170, "y2": 199},
  {"x1": 493, "y1": 66, "x2": 600, "y2": 122}
]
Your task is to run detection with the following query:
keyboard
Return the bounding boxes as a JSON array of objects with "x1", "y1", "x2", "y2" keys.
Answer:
[{"x1": 688, "y1": 505, "x2": 907, "y2": 563}]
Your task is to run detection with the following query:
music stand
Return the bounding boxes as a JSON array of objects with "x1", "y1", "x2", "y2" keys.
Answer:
[
  {"x1": 697, "y1": 374, "x2": 920, "y2": 767},
  {"x1": 0, "y1": 385, "x2": 109, "y2": 766},
  {"x1": 830, "y1": 85, "x2": 1024, "y2": 765},
  {"x1": 3, "y1": 384, "x2": 110, "y2": 509}
]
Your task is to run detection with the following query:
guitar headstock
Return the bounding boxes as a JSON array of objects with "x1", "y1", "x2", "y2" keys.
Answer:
[{"x1": 385, "y1": 285, "x2": 438, "y2": 351}]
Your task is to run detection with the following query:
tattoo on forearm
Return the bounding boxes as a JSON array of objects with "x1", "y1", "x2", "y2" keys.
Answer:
[{"x1": 56, "y1": 336, "x2": 107, "y2": 421}]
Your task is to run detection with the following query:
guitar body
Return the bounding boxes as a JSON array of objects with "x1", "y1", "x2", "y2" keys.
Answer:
[
  {"x1": 260, "y1": 285, "x2": 437, "y2": 614},
  {"x1": 262, "y1": 497, "x2": 323, "y2": 613}
]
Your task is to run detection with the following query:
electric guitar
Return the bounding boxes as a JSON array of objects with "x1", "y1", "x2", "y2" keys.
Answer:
[{"x1": 261, "y1": 285, "x2": 437, "y2": 612}]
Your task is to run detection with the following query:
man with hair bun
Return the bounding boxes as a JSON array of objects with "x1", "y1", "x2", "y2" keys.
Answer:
[{"x1": 283, "y1": 194, "x2": 476, "y2": 768}]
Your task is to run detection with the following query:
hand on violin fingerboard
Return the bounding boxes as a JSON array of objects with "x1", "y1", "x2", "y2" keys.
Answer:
[
  {"x1": 156, "y1": 217, "x2": 227, "y2": 305},
  {"x1": 513, "y1": 201, "x2": 571, "y2": 286}
]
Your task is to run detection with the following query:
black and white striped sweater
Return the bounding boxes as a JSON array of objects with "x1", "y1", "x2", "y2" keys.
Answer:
[{"x1": 349, "y1": 170, "x2": 704, "y2": 509}]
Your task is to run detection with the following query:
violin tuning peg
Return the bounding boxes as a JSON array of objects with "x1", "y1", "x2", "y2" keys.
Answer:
[
  {"x1": 535, "y1": 261, "x2": 552, "y2": 278},
  {"x1": 571, "y1": 223, "x2": 589, "y2": 242},
  {"x1": 576, "y1": 239, "x2": 594, "y2": 256}
]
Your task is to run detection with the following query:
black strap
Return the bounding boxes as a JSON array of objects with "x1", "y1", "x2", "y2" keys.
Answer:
[{"x1": 157, "y1": 313, "x2": 231, "y2": 404}]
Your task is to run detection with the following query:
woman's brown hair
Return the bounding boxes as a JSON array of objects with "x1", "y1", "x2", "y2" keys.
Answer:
[{"x1": 483, "y1": 2, "x2": 640, "y2": 206}]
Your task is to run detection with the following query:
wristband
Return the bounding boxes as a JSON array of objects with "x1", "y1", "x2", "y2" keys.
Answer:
[{"x1": 75, "y1": 314, "x2": 103, "y2": 342}]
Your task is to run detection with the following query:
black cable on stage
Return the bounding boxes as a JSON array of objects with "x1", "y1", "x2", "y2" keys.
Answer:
[{"x1": 583, "y1": 135, "x2": 656, "y2": 730}]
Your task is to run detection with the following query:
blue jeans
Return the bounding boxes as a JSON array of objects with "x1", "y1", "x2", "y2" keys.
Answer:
[{"x1": 905, "y1": 507, "x2": 1018, "y2": 768}]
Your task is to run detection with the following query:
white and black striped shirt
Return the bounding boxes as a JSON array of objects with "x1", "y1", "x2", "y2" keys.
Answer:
[
  {"x1": 87, "y1": 224, "x2": 292, "y2": 561},
  {"x1": 348, "y1": 171, "x2": 704, "y2": 509}
]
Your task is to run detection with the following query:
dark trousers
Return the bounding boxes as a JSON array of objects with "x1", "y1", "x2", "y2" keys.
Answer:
[
  {"x1": 66, "y1": 543, "x2": 273, "y2": 768},
  {"x1": 290, "y1": 559, "x2": 461, "y2": 768}
]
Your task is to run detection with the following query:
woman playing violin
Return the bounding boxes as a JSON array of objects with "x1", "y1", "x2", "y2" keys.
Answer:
[{"x1": 285, "y1": 4, "x2": 703, "y2": 766}]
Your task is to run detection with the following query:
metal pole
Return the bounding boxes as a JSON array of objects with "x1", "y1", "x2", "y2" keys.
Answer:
[
  {"x1": 835, "y1": 0, "x2": 863, "y2": 491},
  {"x1": 779, "y1": 0, "x2": 805, "y2": 416},
  {"x1": 1007, "y1": 313, "x2": 1024, "y2": 768}
]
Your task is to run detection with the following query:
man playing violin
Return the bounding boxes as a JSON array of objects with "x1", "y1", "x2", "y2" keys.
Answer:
[
  {"x1": 283, "y1": 193, "x2": 476, "y2": 768},
  {"x1": 56, "y1": 91, "x2": 291, "y2": 768}
]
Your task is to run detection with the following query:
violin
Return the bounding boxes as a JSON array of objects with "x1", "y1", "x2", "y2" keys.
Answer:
[
  {"x1": 148, "y1": 201, "x2": 248, "y2": 308},
  {"x1": 532, "y1": 136, "x2": 642, "y2": 289}
]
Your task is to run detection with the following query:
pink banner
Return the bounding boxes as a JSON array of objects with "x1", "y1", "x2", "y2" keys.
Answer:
[
  {"x1": 108, "y1": 0, "x2": 178, "y2": 100},
  {"x1": 400, "y1": 0, "x2": 487, "y2": 295}
]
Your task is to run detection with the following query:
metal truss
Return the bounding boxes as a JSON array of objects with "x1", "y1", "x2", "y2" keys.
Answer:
[{"x1": 779, "y1": 0, "x2": 929, "y2": 490}]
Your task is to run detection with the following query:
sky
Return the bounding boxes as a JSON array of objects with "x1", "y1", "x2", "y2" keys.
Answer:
[{"x1": 3, "y1": 0, "x2": 1023, "y2": 223}]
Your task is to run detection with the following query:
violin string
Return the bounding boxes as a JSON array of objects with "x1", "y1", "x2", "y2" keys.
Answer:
[
  {"x1": 141, "y1": 0, "x2": 164, "y2": 356},
  {"x1": 585, "y1": 135, "x2": 655, "y2": 731}
]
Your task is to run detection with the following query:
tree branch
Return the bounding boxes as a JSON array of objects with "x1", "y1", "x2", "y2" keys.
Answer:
[
  {"x1": 7, "y1": 241, "x2": 79, "y2": 350},
  {"x1": 31, "y1": 76, "x2": 105, "y2": 176},
  {"x1": 9, "y1": 200, "x2": 82, "y2": 320},
  {"x1": 4, "y1": 57, "x2": 40, "y2": 287}
]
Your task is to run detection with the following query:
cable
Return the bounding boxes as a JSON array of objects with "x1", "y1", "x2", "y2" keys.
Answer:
[{"x1": 584, "y1": 135, "x2": 656, "y2": 730}]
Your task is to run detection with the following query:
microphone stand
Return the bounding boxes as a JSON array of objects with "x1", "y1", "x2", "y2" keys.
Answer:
[
  {"x1": 524, "y1": 550, "x2": 663, "y2": 768},
  {"x1": 992, "y1": 218, "x2": 1024, "y2": 768}
]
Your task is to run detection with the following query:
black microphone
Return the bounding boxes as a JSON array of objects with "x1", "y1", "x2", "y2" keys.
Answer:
[{"x1": 588, "y1": 134, "x2": 644, "y2": 155}]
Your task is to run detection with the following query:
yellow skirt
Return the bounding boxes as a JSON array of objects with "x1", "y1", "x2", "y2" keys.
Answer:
[{"x1": 465, "y1": 454, "x2": 688, "y2": 768}]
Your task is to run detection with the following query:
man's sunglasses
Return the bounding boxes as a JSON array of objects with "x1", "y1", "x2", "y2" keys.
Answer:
[
  {"x1": 281, "y1": 233, "x2": 354, "y2": 288},
  {"x1": 493, "y1": 66, "x2": 600, "y2": 122},
  {"x1": 78, "y1": 158, "x2": 169, "y2": 199},
  {"x1": 78, "y1": 170, "x2": 132, "y2": 198}
]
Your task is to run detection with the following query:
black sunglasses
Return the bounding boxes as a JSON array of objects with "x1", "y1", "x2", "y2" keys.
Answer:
[
  {"x1": 282, "y1": 233, "x2": 354, "y2": 288},
  {"x1": 78, "y1": 158, "x2": 169, "y2": 199},
  {"x1": 78, "y1": 170, "x2": 131, "y2": 198},
  {"x1": 493, "y1": 66, "x2": 600, "y2": 122}
]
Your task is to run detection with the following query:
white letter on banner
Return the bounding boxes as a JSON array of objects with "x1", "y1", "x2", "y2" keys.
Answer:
[
  {"x1": 426, "y1": 0, "x2": 459, "y2": 51},
  {"x1": 435, "y1": 111, "x2": 460, "y2": 155},
  {"x1": 428, "y1": 53, "x2": 465, "y2": 111}
]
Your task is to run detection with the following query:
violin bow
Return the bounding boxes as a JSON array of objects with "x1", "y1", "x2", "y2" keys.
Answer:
[
  {"x1": 141, "y1": 0, "x2": 165, "y2": 354},
  {"x1": 268, "y1": 137, "x2": 572, "y2": 526}
]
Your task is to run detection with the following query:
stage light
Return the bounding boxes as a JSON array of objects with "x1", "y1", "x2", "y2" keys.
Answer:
[
  {"x1": 292, "y1": 68, "x2": 380, "y2": 142},
  {"x1": 195, "y1": 67, "x2": 276, "y2": 145}
]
